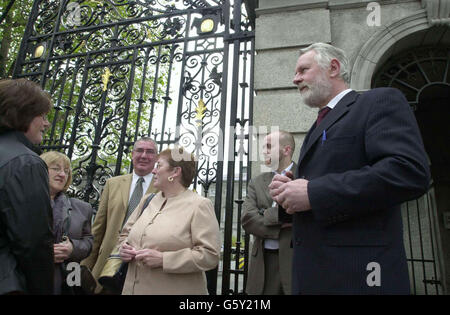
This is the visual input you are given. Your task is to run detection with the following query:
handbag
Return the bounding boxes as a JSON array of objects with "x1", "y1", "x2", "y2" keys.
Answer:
[
  {"x1": 65, "y1": 265, "x2": 96, "y2": 295},
  {"x1": 97, "y1": 253, "x2": 128, "y2": 294},
  {"x1": 98, "y1": 193, "x2": 156, "y2": 294},
  {"x1": 61, "y1": 262, "x2": 97, "y2": 295}
]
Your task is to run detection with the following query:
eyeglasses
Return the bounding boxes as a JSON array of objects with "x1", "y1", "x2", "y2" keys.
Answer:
[
  {"x1": 133, "y1": 148, "x2": 156, "y2": 155},
  {"x1": 49, "y1": 167, "x2": 70, "y2": 175}
]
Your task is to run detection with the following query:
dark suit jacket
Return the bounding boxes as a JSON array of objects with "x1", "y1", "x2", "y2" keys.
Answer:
[
  {"x1": 242, "y1": 163, "x2": 297, "y2": 295},
  {"x1": 293, "y1": 88, "x2": 430, "y2": 294}
]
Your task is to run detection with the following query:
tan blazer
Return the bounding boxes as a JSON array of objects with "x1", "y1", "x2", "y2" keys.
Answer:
[
  {"x1": 81, "y1": 174, "x2": 156, "y2": 292},
  {"x1": 241, "y1": 163, "x2": 297, "y2": 295},
  {"x1": 118, "y1": 189, "x2": 220, "y2": 295}
]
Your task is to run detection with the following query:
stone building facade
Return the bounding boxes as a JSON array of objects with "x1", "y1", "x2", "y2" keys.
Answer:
[{"x1": 245, "y1": 0, "x2": 450, "y2": 294}]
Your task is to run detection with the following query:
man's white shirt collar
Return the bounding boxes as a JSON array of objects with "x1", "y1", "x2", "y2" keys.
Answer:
[
  {"x1": 325, "y1": 88, "x2": 353, "y2": 110},
  {"x1": 274, "y1": 162, "x2": 294, "y2": 176},
  {"x1": 132, "y1": 171, "x2": 153, "y2": 184},
  {"x1": 129, "y1": 171, "x2": 153, "y2": 201}
]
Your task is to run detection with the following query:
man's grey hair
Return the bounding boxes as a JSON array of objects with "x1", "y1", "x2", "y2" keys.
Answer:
[
  {"x1": 299, "y1": 43, "x2": 350, "y2": 84},
  {"x1": 134, "y1": 137, "x2": 158, "y2": 153}
]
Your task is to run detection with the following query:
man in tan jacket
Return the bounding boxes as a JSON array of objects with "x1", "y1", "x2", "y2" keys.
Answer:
[
  {"x1": 242, "y1": 130, "x2": 295, "y2": 295},
  {"x1": 81, "y1": 137, "x2": 158, "y2": 293}
]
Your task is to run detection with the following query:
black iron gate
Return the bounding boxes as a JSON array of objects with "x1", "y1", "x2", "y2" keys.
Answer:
[{"x1": 13, "y1": 0, "x2": 254, "y2": 294}]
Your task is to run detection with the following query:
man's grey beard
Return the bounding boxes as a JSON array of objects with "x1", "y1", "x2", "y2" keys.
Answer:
[{"x1": 298, "y1": 73, "x2": 333, "y2": 108}]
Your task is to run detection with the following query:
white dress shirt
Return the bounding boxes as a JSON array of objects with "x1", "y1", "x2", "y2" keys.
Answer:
[
  {"x1": 265, "y1": 162, "x2": 294, "y2": 250},
  {"x1": 128, "y1": 171, "x2": 154, "y2": 202}
]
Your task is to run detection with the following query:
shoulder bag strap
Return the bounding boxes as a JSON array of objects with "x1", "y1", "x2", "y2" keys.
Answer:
[{"x1": 138, "y1": 193, "x2": 156, "y2": 218}]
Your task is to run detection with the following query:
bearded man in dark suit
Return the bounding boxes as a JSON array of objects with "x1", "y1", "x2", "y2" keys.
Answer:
[{"x1": 269, "y1": 43, "x2": 430, "y2": 294}]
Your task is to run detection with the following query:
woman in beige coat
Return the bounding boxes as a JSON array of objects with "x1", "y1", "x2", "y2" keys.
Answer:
[{"x1": 118, "y1": 146, "x2": 220, "y2": 294}]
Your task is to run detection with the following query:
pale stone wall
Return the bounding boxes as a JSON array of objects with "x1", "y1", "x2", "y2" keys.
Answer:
[{"x1": 251, "y1": 0, "x2": 422, "y2": 179}]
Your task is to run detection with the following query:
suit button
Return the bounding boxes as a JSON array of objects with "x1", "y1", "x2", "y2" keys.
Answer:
[{"x1": 295, "y1": 238, "x2": 302, "y2": 246}]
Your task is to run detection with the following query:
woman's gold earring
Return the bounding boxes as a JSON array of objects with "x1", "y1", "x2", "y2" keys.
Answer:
[{"x1": 168, "y1": 176, "x2": 174, "y2": 182}]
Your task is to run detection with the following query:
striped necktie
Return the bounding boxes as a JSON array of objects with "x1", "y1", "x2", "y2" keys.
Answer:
[{"x1": 123, "y1": 177, "x2": 144, "y2": 226}]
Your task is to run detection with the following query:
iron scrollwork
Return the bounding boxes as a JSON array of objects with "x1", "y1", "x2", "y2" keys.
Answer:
[{"x1": 15, "y1": 0, "x2": 253, "y2": 295}]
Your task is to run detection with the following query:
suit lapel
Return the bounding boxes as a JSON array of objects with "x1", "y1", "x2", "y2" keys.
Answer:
[
  {"x1": 121, "y1": 174, "x2": 132, "y2": 211},
  {"x1": 261, "y1": 172, "x2": 274, "y2": 204},
  {"x1": 298, "y1": 124, "x2": 316, "y2": 164},
  {"x1": 298, "y1": 91, "x2": 359, "y2": 167},
  {"x1": 61, "y1": 194, "x2": 72, "y2": 231}
]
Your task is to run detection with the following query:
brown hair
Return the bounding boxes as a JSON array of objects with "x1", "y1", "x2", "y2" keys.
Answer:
[
  {"x1": 0, "y1": 78, "x2": 52, "y2": 132},
  {"x1": 40, "y1": 151, "x2": 73, "y2": 192},
  {"x1": 158, "y1": 146, "x2": 197, "y2": 188}
]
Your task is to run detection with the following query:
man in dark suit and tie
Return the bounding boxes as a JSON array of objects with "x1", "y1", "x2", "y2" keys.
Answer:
[
  {"x1": 242, "y1": 130, "x2": 295, "y2": 295},
  {"x1": 269, "y1": 43, "x2": 430, "y2": 294}
]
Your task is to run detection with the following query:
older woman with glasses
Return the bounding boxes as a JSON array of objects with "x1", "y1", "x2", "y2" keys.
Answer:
[
  {"x1": 118, "y1": 146, "x2": 220, "y2": 295},
  {"x1": 40, "y1": 151, "x2": 94, "y2": 295}
]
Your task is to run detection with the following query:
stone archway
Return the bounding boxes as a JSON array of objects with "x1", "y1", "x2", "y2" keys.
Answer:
[{"x1": 351, "y1": 10, "x2": 430, "y2": 91}]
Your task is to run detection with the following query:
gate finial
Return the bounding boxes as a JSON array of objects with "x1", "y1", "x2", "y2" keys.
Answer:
[
  {"x1": 195, "y1": 99, "x2": 207, "y2": 126},
  {"x1": 102, "y1": 67, "x2": 112, "y2": 91}
]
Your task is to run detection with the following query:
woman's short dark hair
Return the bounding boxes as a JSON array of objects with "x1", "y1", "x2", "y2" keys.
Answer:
[
  {"x1": 159, "y1": 146, "x2": 197, "y2": 188},
  {"x1": 0, "y1": 78, "x2": 52, "y2": 132}
]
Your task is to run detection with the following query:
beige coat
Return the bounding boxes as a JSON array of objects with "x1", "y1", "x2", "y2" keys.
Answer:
[
  {"x1": 81, "y1": 174, "x2": 156, "y2": 292},
  {"x1": 241, "y1": 164, "x2": 296, "y2": 295},
  {"x1": 119, "y1": 189, "x2": 220, "y2": 295}
]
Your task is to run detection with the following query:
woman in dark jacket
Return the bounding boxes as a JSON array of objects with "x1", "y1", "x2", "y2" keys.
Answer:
[
  {"x1": 40, "y1": 151, "x2": 93, "y2": 294},
  {"x1": 0, "y1": 78, "x2": 54, "y2": 294}
]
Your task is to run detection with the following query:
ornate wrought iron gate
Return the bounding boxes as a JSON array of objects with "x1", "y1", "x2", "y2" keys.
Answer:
[{"x1": 13, "y1": 0, "x2": 254, "y2": 294}]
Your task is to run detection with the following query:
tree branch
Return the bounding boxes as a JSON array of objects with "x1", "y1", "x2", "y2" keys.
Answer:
[{"x1": 0, "y1": 0, "x2": 16, "y2": 26}]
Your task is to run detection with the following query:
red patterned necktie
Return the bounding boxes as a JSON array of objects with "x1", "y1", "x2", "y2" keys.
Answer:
[{"x1": 316, "y1": 107, "x2": 331, "y2": 125}]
